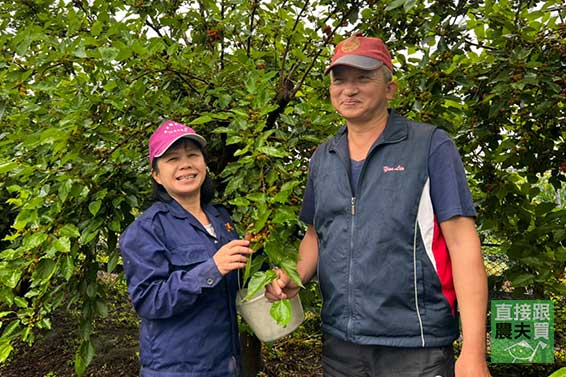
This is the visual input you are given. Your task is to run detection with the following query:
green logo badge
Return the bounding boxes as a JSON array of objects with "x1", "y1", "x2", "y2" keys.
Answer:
[{"x1": 490, "y1": 300, "x2": 554, "y2": 363}]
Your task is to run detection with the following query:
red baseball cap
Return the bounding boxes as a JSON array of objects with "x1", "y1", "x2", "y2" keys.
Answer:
[
  {"x1": 325, "y1": 34, "x2": 393, "y2": 75},
  {"x1": 149, "y1": 120, "x2": 207, "y2": 164}
]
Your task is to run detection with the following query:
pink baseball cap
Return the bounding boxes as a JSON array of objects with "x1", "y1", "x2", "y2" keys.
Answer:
[
  {"x1": 325, "y1": 33, "x2": 393, "y2": 75},
  {"x1": 149, "y1": 120, "x2": 207, "y2": 164}
]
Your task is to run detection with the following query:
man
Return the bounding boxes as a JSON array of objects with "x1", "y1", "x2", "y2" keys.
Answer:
[{"x1": 266, "y1": 34, "x2": 491, "y2": 377}]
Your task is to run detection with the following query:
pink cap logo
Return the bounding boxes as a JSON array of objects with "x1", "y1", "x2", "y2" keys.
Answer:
[{"x1": 149, "y1": 120, "x2": 207, "y2": 164}]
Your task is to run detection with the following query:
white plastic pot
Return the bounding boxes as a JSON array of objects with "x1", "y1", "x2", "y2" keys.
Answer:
[{"x1": 236, "y1": 287, "x2": 304, "y2": 343}]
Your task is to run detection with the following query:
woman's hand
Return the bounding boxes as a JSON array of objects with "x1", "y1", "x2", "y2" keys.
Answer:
[{"x1": 213, "y1": 239, "x2": 253, "y2": 276}]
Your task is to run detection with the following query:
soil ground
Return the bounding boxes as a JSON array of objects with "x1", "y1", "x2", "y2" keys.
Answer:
[
  {"x1": 2, "y1": 305, "x2": 562, "y2": 377},
  {"x1": 0, "y1": 314, "x2": 322, "y2": 377},
  {"x1": 0, "y1": 281, "x2": 322, "y2": 377},
  {"x1": 1, "y1": 279, "x2": 564, "y2": 377}
]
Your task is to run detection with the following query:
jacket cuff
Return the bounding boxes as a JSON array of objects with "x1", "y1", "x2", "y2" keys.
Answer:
[{"x1": 197, "y1": 258, "x2": 223, "y2": 288}]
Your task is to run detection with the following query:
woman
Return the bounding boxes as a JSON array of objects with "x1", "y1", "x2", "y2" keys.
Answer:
[{"x1": 119, "y1": 120, "x2": 253, "y2": 377}]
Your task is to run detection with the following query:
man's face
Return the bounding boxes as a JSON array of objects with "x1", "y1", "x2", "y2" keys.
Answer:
[{"x1": 329, "y1": 66, "x2": 396, "y2": 124}]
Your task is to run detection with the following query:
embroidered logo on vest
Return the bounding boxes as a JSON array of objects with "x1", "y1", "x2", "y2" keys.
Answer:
[{"x1": 383, "y1": 165, "x2": 406, "y2": 173}]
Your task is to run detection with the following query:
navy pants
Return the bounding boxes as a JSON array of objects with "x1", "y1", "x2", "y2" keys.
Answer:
[{"x1": 322, "y1": 333, "x2": 455, "y2": 377}]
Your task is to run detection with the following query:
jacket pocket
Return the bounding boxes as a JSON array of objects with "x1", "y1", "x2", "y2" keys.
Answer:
[{"x1": 167, "y1": 244, "x2": 209, "y2": 267}]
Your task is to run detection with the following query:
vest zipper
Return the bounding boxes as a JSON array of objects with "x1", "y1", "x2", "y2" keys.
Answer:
[
  {"x1": 347, "y1": 196, "x2": 356, "y2": 340},
  {"x1": 346, "y1": 147, "x2": 375, "y2": 340},
  {"x1": 351, "y1": 197, "x2": 356, "y2": 216}
]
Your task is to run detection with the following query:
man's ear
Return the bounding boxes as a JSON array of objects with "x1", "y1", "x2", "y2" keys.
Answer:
[{"x1": 386, "y1": 80, "x2": 398, "y2": 100}]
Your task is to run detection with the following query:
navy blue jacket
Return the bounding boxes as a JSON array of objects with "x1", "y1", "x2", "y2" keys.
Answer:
[
  {"x1": 308, "y1": 111, "x2": 460, "y2": 347},
  {"x1": 119, "y1": 200, "x2": 241, "y2": 377}
]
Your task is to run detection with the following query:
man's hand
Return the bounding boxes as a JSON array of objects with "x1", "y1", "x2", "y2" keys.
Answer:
[
  {"x1": 455, "y1": 351, "x2": 491, "y2": 377},
  {"x1": 265, "y1": 224, "x2": 319, "y2": 302},
  {"x1": 213, "y1": 239, "x2": 253, "y2": 276},
  {"x1": 265, "y1": 268, "x2": 301, "y2": 302}
]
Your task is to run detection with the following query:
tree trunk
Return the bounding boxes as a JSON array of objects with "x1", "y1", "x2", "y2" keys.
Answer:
[{"x1": 240, "y1": 330, "x2": 263, "y2": 377}]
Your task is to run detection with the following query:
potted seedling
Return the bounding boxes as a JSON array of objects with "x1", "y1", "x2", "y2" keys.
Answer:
[
  {"x1": 216, "y1": 120, "x2": 307, "y2": 342},
  {"x1": 236, "y1": 227, "x2": 305, "y2": 342}
]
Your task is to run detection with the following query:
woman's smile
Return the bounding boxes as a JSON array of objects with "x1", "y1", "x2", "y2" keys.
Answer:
[{"x1": 152, "y1": 140, "x2": 207, "y2": 202}]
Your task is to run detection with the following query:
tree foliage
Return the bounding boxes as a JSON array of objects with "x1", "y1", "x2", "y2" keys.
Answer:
[{"x1": 0, "y1": 0, "x2": 565, "y2": 374}]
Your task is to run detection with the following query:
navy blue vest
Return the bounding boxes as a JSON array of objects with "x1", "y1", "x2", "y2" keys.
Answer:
[{"x1": 310, "y1": 111, "x2": 459, "y2": 347}]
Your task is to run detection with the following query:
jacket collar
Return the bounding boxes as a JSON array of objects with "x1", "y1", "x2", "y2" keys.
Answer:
[
  {"x1": 164, "y1": 199, "x2": 222, "y2": 232},
  {"x1": 329, "y1": 110, "x2": 408, "y2": 157}
]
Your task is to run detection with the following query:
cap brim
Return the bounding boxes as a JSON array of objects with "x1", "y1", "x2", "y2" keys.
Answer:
[
  {"x1": 325, "y1": 56, "x2": 384, "y2": 75},
  {"x1": 153, "y1": 134, "x2": 207, "y2": 160}
]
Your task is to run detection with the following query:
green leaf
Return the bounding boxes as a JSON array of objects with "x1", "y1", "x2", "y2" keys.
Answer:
[
  {"x1": 243, "y1": 255, "x2": 266, "y2": 287},
  {"x1": 79, "y1": 218, "x2": 104, "y2": 245},
  {"x1": 125, "y1": 195, "x2": 138, "y2": 209},
  {"x1": 106, "y1": 249, "x2": 120, "y2": 273},
  {"x1": 0, "y1": 311, "x2": 13, "y2": 319},
  {"x1": 279, "y1": 259, "x2": 304, "y2": 289},
  {"x1": 226, "y1": 136, "x2": 243, "y2": 146},
  {"x1": 53, "y1": 237, "x2": 71, "y2": 253},
  {"x1": 74, "y1": 45, "x2": 87, "y2": 58},
  {"x1": 88, "y1": 200, "x2": 102, "y2": 216},
  {"x1": 33, "y1": 259, "x2": 58, "y2": 282},
  {"x1": 0, "y1": 248, "x2": 20, "y2": 260},
  {"x1": 99, "y1": 47, "x2": 119, "y2": 61},
  {"x1": 86, "y1": 282, "x2": 97, "y2": 298},
  {"x1": 385, "y1": 0, "x2": 406, "y2": 11},
  {"x1": 58, "y1": 180, "x2": 73, "y2": 203},
  {"x1": 257, "y1": 146, "x2": 286, "y2": 158},
  {"x1": 2, "y1": 319, "x2": 20, "y2": 337},
  {"x1": 0, "y1": 339, "x2": 14, "y2": 363},
  {"x1": 109, "y1": 215, "x2": 121, "y2": 233},
  {"x1": 0, "y1": 269, "x2": 22, "y2": 289},
  {"x1": 91, "y1": 20, "x2": 103, "y2": 35},
  {"x1": 61, "y1": 255, "x2": 74, "y2": 281},
  {"x1": 95, "y1": 300, "x2": 108, "y2": 317},
  {"x1": 248, "y1": 209, "x2": 271, "y2": 234},
  {"x1": 37, "y1": 317, "x2": 52, "y2": 330},
  {"x1": 0, "y1": 161, "x2": 18, "y2": 174},
  {"x1": 0, "y1": 288, "x2": 14, "y2": 306},
  {"x1": 14, "y1": 296, "x2": 28, "y2": 308},
  {"x1": 273, "y1": 190, "x2": 291, "y2": 203},
  {"x1": 229, "y1": 197, "x2": 250, "y2": 208},
  {"x1": 188, "y1": 115, "x2": 213, "y2": 125},
  {"x1": 548, "y1": 368, "x2": 566, "y2": 377},
  {"x1": 242, "y1": 252, "x2": 253, "y2": 287},
  {"x1": 272, "y1": 206, "x2": 296, "y2": 224},
  {"x1": 13, "y1": 209, "x2": 36, "y2": 231},
  {"x1": 269, "y1": 299, "x2": 292, "y2": 327},
  {"x1": 22, "y1": 324, "x2": 33, "y2": 343},
  {"x1": 243, "y1": 270, "x2": 277, "y2": 301},
  {"x1": 511, "y1": 273, "x2": 535, "y2": 287},
  {"x1": 74, "y1": 339, "x2": 95, "y2": 377},
  {"x1": 403, "y1": 0, "x2": 417, "y2": 11},
  {"x1": 22, "y1": 232, "x2": 48, "y2": 251},
  {"x1": 246, "y1": 193, "x2": 267, "y2": 202},
  {"x1": 60, "y1": 224, "x2": 80, "y2": 238},
  {"x1": 94, "y1": 189, "x2": 108, "y2": 201}
]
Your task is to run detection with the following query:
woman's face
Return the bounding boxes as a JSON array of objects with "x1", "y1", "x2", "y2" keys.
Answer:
[{"x1": 152, "y1": 140, "x2": 206, "y2": 203}]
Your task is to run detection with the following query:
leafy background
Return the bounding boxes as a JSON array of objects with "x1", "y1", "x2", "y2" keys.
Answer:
[{"x1": 0, "y1": 0, "x2": 565, "y2": 375}]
